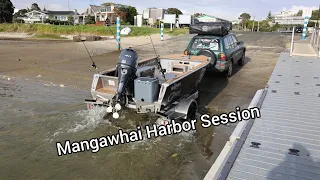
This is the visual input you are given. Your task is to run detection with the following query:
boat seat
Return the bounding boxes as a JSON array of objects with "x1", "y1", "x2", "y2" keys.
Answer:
[
  {"x1": 172, "y1": 64, "x2": 189, "y2": 73},
  {"x1": 167, "y1": 61, "x2": 208, "y2": 83},
  {"x1": 96, "y1": 87, "x2": 116, "y2": 94},
  {"x1": 156, "y1": 73, "x2": 178, "y2": 83}
]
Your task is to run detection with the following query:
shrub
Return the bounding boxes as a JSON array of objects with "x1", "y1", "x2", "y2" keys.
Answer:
[{"x1": 12, "y1": 18, "x2": 25, "y2": 23}]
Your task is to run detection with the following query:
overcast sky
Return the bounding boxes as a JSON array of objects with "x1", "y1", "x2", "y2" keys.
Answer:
[{"x1": 12, "y1": 0, "x2": 319, "y2": 21}]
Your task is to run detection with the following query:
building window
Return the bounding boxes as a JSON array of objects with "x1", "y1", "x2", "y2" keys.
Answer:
[
  {"x1": 101, "y1": 6, "x2": 112, "y2": 12},
  {"x1": 55, "y1": 16, "x2": 67, "y2": 21}
]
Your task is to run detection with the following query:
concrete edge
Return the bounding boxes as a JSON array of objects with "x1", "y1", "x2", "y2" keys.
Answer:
[
  {"x1": 203, "y1": 89, "x2": 265, "y2": 180},
  {"x1": 292, "y1": 53, "x2": 318, "y2": 57}
]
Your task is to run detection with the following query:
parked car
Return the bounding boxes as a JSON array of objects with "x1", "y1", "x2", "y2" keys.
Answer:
[
  {"x1": 184, "y1": 33, "x2": 246, "y2": 77},
  {"x1": 295, "y1": 26, "x2": 303, "y2": 33}
]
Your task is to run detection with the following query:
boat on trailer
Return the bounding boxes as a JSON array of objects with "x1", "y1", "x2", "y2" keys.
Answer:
[{"x1": 85, "y1": 48, "x2": 209, "y2": 122}]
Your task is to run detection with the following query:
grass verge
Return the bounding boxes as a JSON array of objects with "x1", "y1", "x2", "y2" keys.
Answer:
[{"x1": 0, "y1": 23, "x2": 188, "y2": 37}]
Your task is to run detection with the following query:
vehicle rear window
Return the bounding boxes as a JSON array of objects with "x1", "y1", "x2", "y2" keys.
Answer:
[{"x1": 190, "y1": 38, "x2": 220, "y2": 51}]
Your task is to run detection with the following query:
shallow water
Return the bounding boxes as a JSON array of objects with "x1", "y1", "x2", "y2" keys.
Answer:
[{"x1": 0, "y1": 77, "x2": 212, "y2": 180}]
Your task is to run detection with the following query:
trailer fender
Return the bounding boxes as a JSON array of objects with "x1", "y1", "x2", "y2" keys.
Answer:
[{"x1": 174, "y1": 98, "x2": 198, "y2": 119}]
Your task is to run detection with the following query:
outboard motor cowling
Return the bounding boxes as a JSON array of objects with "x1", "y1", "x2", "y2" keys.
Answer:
[{"x1": 115, "y1": 48, "x2": 138, "y2": 102}]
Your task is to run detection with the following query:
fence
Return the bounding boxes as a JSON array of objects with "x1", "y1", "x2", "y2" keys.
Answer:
[{"x1": 310, "y1": 27, "x2": 320, "y2": 57}]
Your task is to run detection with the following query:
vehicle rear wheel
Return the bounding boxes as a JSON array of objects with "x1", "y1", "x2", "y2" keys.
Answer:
[
  {"x1": 225, "y1": 60, "x2": 233, "y2": 77},
  {"x1": 238, "y1": 50, "x2": 245, "y2": 66}
]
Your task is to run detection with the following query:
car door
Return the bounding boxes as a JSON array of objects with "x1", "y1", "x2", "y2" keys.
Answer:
[
  {"x1": 230, "y1": 34, "x2": 242, "y2": 61},
  {"x1": 223, "y1": 35, "x2": 236, "y2": 64}
]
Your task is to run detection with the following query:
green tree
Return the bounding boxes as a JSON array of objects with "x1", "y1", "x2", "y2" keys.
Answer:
[
  {"x1": 125, "y1": 6, "x2": 137, "y2": 25},
  {"x1": 307, "y1": 21, "x2": 315, "y2": 27},
  {"x1": 114, "y1": 7, "x2": 126, "y2": 22},
  {"x1": 271, "y1": 22, "x2": 281, "y2": 31},
  {"x1": 114, "y1": 6, "x2": 137, "y2": 25},
  {"x1": 194, "y1": 13, "x2": 202, "y2": 17},
  {"x1": 68, "y1": 16, "x2": 74, "y2": 25},
  {"x1": 295, "y1": 10, "x2": 303, "y2": 16},
  {"x1": 13, "y1": 8, "x2": 28, "y2": 18},
  {"x1": 239, "y1": 13, "x2": 251, "y2": 30},
  {"x1": 257, "y1": 20, "x2": 271, "y2": 32},
  {"x1": 84, "y1": 15, "x2": 95, "y2": 24},
  {"x1": 31, "y1": 3, "x2": 41, "y2": 11},
  {"x1": 267, "y1": 11, "x2": 273, "y2": 20},
  {"x1": 12, "y1": 18, "x2": 24, "y2": 23},
  {"x1": 168, "y1": 8, "x2": 183, "y2": 18},
  {"x1": 310, "y1": 9, "x2": 319, "y2": 20},
  {"x1": 240, "y1": 13, "x2": 251, "y2": 20},
  {"x1": 246, "y1": 20, "x2": 254, "y2": 30},
  {"x1": 0, "y1": 0, "x2": 14, "y2": 23}
]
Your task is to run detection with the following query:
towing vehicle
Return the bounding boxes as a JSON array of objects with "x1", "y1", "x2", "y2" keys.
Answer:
[{"x1": 184, "y1": 22, "x2": 246, "y2": 77}]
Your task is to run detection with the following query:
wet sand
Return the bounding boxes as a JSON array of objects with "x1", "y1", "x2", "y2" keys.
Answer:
[{"x1": 0, "y1": 32, "x2": 295, "y2": 180}]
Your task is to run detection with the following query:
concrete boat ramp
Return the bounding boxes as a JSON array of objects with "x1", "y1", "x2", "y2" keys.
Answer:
[{"x1": 204, "y1": 29, "x2": 320, "y2": 180}]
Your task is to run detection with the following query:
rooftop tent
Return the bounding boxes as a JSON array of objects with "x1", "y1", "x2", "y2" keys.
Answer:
[{"x1": 189, "y1": 22, "x2": 229, "y2": 36}]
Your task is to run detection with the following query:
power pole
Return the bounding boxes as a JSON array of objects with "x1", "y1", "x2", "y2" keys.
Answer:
[
  {"x1": 252, "y1": 16, "x2": 255, "y2": 31},
  {"x1": 192, "y1": 7, "x2": 195, "y2": 25}
]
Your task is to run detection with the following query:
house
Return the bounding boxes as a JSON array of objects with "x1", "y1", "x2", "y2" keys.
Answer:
[
  {"x1": 19, "y1": 10, "x2": 47, "y2": 23},
  {"x1": 274, "y1": 10, "x2": 304, "y2": 25},
  {"x1": 46, "y1": 10, "x2": 79, "y2": 21},
  {"x1": 82, "y1": 3, "x2": 128, "y2": 24},
  {"x1": 143, "y1": 8, "x2": 168, "y2": 22},
  {"x1": 19, "y1": 10, "x2": 80, "y2": 24}
]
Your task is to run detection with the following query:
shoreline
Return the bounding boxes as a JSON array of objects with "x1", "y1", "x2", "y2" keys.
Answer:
[{"x1": 0, "y1": 32, "x2": 179, "y2": 41}]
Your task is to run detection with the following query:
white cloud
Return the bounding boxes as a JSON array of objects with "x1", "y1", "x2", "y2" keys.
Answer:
[
  {"x1": 46, "y1": 4, "x2": 66, "y2": 11},
  {"x1": 180, "y1": 9, "x2": 192, "y2": 15},
  {"x1": 203, "y1": 10, "x2": 240, "y2": 21}
]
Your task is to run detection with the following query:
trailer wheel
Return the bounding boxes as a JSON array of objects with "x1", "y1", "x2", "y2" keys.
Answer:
[{"x1": 186, "y1": 102, "x2": 197, "y2": 120}]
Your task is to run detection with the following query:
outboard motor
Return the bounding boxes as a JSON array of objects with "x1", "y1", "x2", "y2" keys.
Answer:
[
  {"x1": 115, "y1": 48, "x2": 138, "y2": 103},
  {"x1": 107, "y1": 48, "x2": 138, "y2": 119}
]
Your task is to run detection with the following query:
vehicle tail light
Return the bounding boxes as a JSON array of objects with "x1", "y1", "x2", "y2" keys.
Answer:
[
  {"x1": 184, "y1": 49, "x2": 189, "y2": 55},
  {"x1": 219, "y1": 53, "x2": 226, "y2": 61}
]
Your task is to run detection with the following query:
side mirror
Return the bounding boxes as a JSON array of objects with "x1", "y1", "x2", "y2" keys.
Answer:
[{"x1": 237, "y1": 41, "x2": 242, "y2": 45}]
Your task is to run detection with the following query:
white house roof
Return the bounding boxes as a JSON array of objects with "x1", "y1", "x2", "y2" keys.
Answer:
[{"x1": 25, "y1": 10, "x2": 47, "y2": 16}]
